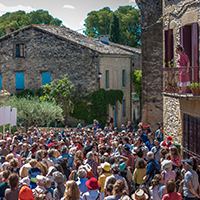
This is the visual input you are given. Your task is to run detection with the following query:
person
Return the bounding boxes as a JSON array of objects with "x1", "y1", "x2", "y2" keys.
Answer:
[
  {"x1": 20, "y1": 143, "x2": 31, "y2": 158},
  {"x1": 162, "y1": 179, "x2": 182, "y2": 200},
  {"x1": 161, "y1": 160, "x2": 175, "y2": 185},
  {"x1": 161, "y1": 136, "x2": 174, "y2": 149},
  {"x1": 104, "y1": 179, "x2": 131, "y2": 200},
  {"x1": 133, "y1": 158, "x2": 147, "y2": 188},
  {"x1": 182, "y1": 159, "x2": 200, "y2": 199},
  {"x1": 5, "y1": 173, "x2": 19, "y2": 200},
  {"x1": 145, "y1": 133, "x2": 155, "y2": 151},
  {"x1": 61, "y1": 180, "x2": 81, "y2": 200},
  {"x1": 52, "y1": 171, "x2": 65, "y2": 200},
  {"x1": 176, "y1": 44, "x2": 190, "y2": 94},
  {"x1": 82, "y1": 177, "x2": 104, "y2": 200},
  {"x1": 57, "y1": 146, "x2": 74, "y2": 168},
  {"x1": 0, "y1": 170, "x2": 11, "y2": 199},
  {"x1": 151, "y1": 139, "x2": 162, "y2": 163},
  {"x1": 155, "y1": 123, "x2": 163, "y2": 143},
  {"x1": 98, "y1": 162, "x2": 112, "y2": 194},
  {"x1": 85, "y1": 151, "x2": 98, "y2": 179},
  {"x1": 57, "y1": 158, "x2": 71, "y2": 180},
  {"x1": 150, "y1": 174, "x2": 166, "y2": 200},
  {"x1": 122, "y1": 145, "x2": 134, "y2": 168},
  {"x1": 18, "y1": 177, "x2": 35, "y2": 200},
  {"x1": 28, "y1": 159, "x2": 42, "y2": 189},
  {"x1": 138, "y1": 128, "x2": 148, "y2": 143},
  {"x1": 32, "y1": 175, "x2": 52, "y2": 200},
  {"x1": 170, "y1": 146, "x2": 181, "y2": 167},
  {"x1": 144, "y1": 152, "x2": 160, "y2": 185},
  {"x1": 125, "y1": 121, "x2": 134, "y2": 133},
  {"x1": 76, "y1": 168, "x2": 88, "y2": 194}
]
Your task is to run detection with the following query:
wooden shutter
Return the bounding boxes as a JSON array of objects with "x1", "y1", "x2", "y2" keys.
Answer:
[
  {"x1": 0, "y1": 75, "x2": 2, "y2": 89},
  {"x1": 165, "y1": 29, "x2": 173, "y2": 67},
  {"x1": 15, "y1": 73, "x2": 24, "y2": 89},
  {"x1": 42, "y1": 73, "x2": 51, "y2": 85},
  {"x1": 16, "y1": 44, "x2": 20, "y2": 57},
  {"x1": 193, "y1": 23, "x2": 199, "y2": 82}
]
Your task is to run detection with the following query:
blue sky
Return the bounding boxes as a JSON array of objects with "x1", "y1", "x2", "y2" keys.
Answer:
[{"x1": 0, "y1": 0, "x2": 137, "y2": 34}]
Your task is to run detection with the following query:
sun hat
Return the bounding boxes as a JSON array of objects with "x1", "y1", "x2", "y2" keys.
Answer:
[
  {"x1": 101, "y1": 162, "x2": 110, "y2": 172},
  {"x1": 20, "y1": 177, "x2": 30, "y2": 187},
  {"x1": 131, "y1": 189, "x2": 149, "y2": 200},
  {"x1": 161, "y1": 160, "x2": 172, "y2": 171},
  {"x1": 36, "y1": 175, "x2": 46, "y2": 184},
  {"x1": 182, "y1": 159, "x2": 193, "y2": 167},
  {"x1": 85, "y1": 177, "x2": 100, "y2": 190}
]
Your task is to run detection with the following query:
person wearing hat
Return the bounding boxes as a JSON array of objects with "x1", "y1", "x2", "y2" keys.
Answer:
[
  {"x1": 182, "y1": 159, "x2": 200, "y2": 199},
  {"x1": 131, "y1": 189, "x2": 148, "y2": 200},
  {"x1": 104, "y1": 163, "x2": 129, "y2": 195},
  {"x1": 18, "y1": 177, "x2": 35, "y2": 200},
  {"x1": 32, "y1": 175, "x2": 52, "y2": 200},
  {"x1": 161, "y1": 160, "x2": 175, "y2": 185},
  {"x1": 52, "y1": 171, "x2": 65, "y2": 200},
  {"x1": 20, "y1": 143, "x2": 31, "y2": 158},
  {"x1": 98, "y1": 162, "x2": 112, "y2": 193},
  {"x1": 82, "y1": 177, "x2": 104, "y2": 200},
  {"x1": 122, "y1": 145, "x2": 134, "y2": 168},
  {"x1": 76, "y1": 168, "x2": 88, "y2": 194},
  {"x1": 161, "y1": 136, "x2": 174, "y2": 149}
]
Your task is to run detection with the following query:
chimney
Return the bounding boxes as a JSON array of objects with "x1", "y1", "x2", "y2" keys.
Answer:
[
  {"x1": 6, "y1": 28, "x2": 15, "y2": 35},
  {"x1": 99, "y1": 35, "x2": 109, "y2": 45}
]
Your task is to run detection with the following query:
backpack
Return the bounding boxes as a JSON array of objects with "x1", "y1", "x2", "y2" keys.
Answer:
[{"x1": 34, "y1": 189, "x2": 50, "y2": 200}]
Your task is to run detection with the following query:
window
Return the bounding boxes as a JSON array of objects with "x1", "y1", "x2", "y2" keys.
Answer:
[
  {"x1": 182, "y1": 114, "x2": 200, "y2": 159},
  {"x1": 15, "y1": 73, "x2": 24, "y2": 89},
  {"x1": 0, "y1": 75, "x2": 2, "y2": 89},
  {"x1": 42, "y1": 73, "x2": 51, "y2": 85},
  {"x1": 122, "y1": 70, "x2": 125, "y2": 86},
  {"x1": 105, "y1": 70, "x2": 109, "y2": 88},
  {"x1": 122, "y1": 99, "x2": 126, "y2": 117},
  {"x1": 164, "y1": 29, "x2": 173, "y2": 67},
  {"x1": 16, "y1": 44, "x2": 25, "y2": 58}
]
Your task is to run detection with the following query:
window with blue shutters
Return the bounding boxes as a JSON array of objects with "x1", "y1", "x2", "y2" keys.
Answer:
[
  {"x1": 16, "y1": 44, "x2": 25, "y2": 58},
  {"x1": 42, "y1": 73, "x2": 51, "y2": 85},
  {"x1": 0, "y1": 75, "x2": 2, "y2": 90},
  {"x1": 105, "y1": 70, "x2": 109, "y2": 88},
  {"x1": 122, "y1": 70, "x2": 125, "y2": 87},
  {"x1": 15, "y1": 73, "x2": 24, "y2": 89}
]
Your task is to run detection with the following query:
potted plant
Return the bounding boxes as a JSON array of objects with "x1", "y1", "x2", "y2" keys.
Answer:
[
  {"x1": 189, "y1": 82, "x2": 199, "y2": 96},
  {"x1": 166, "y1": 85, "x2": 172, "y2": 92},
  {"x1": 174, "y1": 86, "x2": 179, "y2": 93}
]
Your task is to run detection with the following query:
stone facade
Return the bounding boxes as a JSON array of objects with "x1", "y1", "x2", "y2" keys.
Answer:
[
  {"x1": 136, "y1": 0, "x2": 163, "y2": 132},
  {"x1": 0, "y1": 25, "x2": 141, "y2": 126}
]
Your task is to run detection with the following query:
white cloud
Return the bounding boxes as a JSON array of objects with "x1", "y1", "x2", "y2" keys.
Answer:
[
  {"x1": 63, "y1": 5, "x2": 75, "y2": 9},
  {"x1": 129, "y1": 0, "x2": 139, "y2": 9},
  {"x1": 0, "y1": 3, "x2": 35, "y2": 13}
]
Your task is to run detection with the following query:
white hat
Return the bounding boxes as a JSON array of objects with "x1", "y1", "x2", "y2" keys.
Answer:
[
  {"x1": 20, "y1": 177, "x2": 30, "y2": 187},
  {"x1": 36, "y1": 175, "x2": 46, "y2": 184},
  {"x1": 161, "y1": 160, "x2": 172, "y2": 171},
  {"x1": 132, "y1": 189, "x2": 148, "y2": 200}
]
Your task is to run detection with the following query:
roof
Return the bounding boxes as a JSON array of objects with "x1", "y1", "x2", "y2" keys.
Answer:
[{"x1": 1, "y1": 25, "x2": 141, "y2": 56}]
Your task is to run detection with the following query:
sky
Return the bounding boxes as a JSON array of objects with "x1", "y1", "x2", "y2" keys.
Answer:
[{"x1": 0, "y1": 0, "x2": 138, "y2": 34}]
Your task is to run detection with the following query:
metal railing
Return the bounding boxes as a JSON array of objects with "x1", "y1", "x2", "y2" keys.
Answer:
[{"x1": 161, "y1": 66, "x2": 200, "y2": 96}]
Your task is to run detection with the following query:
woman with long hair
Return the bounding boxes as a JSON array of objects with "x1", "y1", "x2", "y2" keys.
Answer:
[
  {"x1": 61, "y1": 180, "x2": 81, "y2": 200},
  {"x1": 73, "y1": 150, "x2": 83, "y2": 169}
]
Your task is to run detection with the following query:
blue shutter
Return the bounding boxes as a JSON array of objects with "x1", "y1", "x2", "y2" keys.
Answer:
[
  {"x1": 122, "y1": 70, "x2": 125, "y2": 86},
  {"x1": 15, "y1": 73, "x2": 24, "y2": 89},
  {"x1": 0, "y1": 75, "x2": 2, "y2": 89},
  {"x1": 42, "y1": 73, "x2": 51, "y2": 85},
  {"x1": 105, "y1": 71, "x2": 108, "y2": 88}
]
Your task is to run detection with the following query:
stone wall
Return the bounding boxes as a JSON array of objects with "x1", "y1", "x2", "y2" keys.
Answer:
[
  {"x1": 163, "y1": 96, "x2": 182, "y2": 144},
  {"x1": 136, "y1": 0, "x2": 163, "y2": 132},
  {"x1": 0, "y1": 27, "x2": 99, "y2": 94}
]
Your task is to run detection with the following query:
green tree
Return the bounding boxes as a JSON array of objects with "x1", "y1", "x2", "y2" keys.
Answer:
[
  {"x1": 41, "y1": 75, "x2": 87, "y2": 124},
  {"x1": 0, "y1": 10, "x2": 62, "y2": 36},
  {"x1": 109, "y1": 14, "x2": 120, "y2": 43},
  {"x1": 2, "y1": 96, "x2": 64, "y2": 132},
  {"x1": 84, "y1": 6, "x2": 140, "y2": 48}
]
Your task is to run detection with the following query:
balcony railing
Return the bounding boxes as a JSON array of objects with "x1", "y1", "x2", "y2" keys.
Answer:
[{"x1": 161, "y1": 66, "x2": 200, "y2": 97}]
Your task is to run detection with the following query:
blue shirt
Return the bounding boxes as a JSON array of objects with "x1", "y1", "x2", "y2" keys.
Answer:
[
  {"x1": 146, "y1": 159, "x2": 160, "y2": 184},
  {"x1": 138, "y1": 133, "x2": 149, "y2": 143},
  {"x1": 57, "y1": 153, "x2": 74, "y2": 168},
  {"x1": 155, "y1": 129, "x2": 163, "y2": 143},
  {"x1": 145, "y1": 141, "x2": 155, "y2": 151},
  {"x1": 76, "y1": 178, "x2": 88, "y2": 194}
]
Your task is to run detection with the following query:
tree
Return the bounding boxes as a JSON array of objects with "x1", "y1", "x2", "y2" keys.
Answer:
[
  {"x1": 0, "y1": 10, "x2": 62, "y2": 36},
  {"x1": 84, "y1": 6, "x2": 140, "y2": 48},
  {"x1": 2, "y1": 96, "x2": 64, "y2": 132},
  {"x1": 109, "y1": 14, "x2": 120, "y2": 43},
  {"x1": 41, "y1": 75, "x2": 87, "y2": 124}
]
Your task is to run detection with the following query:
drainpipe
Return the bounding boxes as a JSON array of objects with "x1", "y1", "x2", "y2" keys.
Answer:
[{"x1": 98, "y1": 54, "x2": 103, "y2": 90}]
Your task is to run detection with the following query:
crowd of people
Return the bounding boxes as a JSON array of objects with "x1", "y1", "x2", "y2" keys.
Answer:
[{"x1": 0, "y1": 120, "x2": 199, "y2": 200}]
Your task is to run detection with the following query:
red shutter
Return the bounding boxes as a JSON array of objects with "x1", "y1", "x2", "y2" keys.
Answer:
[
  {"x1": 193, "y1": 23, "x2": 199, "y2": 82},
  {"x1": 165, "y1": 29, "x2": 173, "y2": 67}
]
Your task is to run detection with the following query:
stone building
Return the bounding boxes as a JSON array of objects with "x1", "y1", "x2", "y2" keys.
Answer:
[
  {"x1": 162, "y1": 0, "x2": 200, "y2": 158},
  {"x1": 0, "y1": 25, "x2": 141, "y2": 126},
  {"x1": 135, "y1": 0, "x2": 163, "y2": 132}
]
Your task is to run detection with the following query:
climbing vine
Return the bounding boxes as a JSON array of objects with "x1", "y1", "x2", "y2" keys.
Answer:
[{"x1": 70, "y1": 89, "x2": 123, "y2": 126}]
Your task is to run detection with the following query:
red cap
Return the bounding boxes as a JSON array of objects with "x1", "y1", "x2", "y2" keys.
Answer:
[
  {"x1": 139, "y1": 124, "x2": 144, "y2": 129},
  {"x1": 145, "y1": 125, "x2": 150, "y2": 129},
  {"x1": 167, "y1": 136, "x2": 172, "y2": 140},
  {"x1": 47, "y1": 142, "x2": 54, "y2": 147}
]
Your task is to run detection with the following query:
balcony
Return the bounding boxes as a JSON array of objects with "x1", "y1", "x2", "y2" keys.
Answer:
[{"x1": 161, "y1": 66, "x2": 200, "y2": 98}]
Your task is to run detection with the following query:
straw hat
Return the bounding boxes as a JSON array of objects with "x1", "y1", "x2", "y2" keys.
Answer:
[{"x1": 131, "y1": 189, "x2": 149, "y2": 200}]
